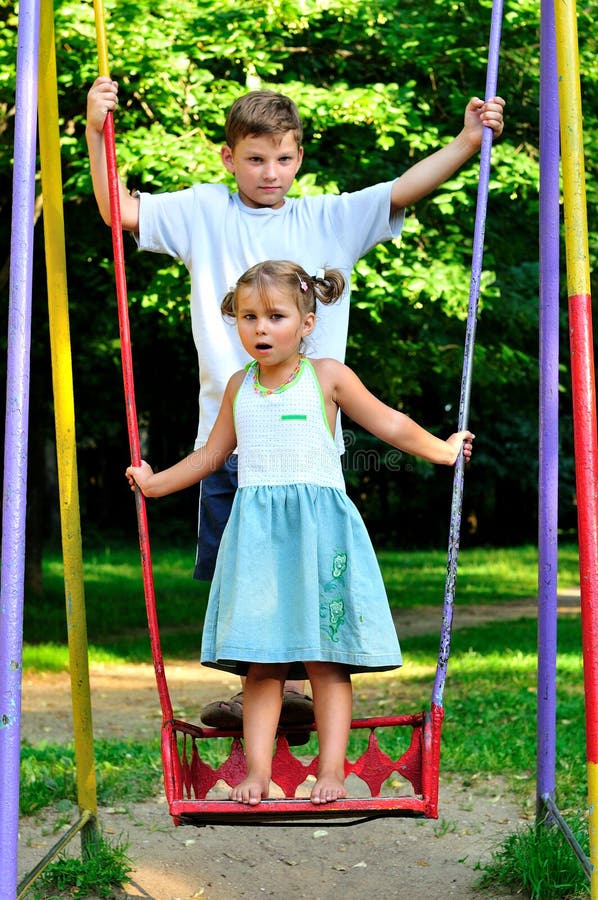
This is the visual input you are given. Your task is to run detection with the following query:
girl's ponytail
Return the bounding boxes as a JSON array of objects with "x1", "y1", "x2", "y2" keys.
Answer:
[{"x1": 312, "y1": 267, "x2": 345, "y2": 306}]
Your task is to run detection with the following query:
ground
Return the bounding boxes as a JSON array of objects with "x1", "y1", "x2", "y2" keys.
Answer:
[{"x1": 17, "y1": 593, "x2": 580, "y2": 899}]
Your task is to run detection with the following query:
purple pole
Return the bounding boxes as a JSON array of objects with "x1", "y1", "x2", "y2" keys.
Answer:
[
  {"x1": 536, "y1": 0, "x2": 560, "y2": 819},
  {"x1": 432, "y1": 0, "x2": 503, "y2": 706},
  {"x1": 0, "y1": 0, "x2": 40, "y2": 893}
]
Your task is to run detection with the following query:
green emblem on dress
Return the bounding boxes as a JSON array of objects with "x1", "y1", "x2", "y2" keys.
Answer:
[{"x1": 320, "y1": 552, "x2": 347, "y2": 642}]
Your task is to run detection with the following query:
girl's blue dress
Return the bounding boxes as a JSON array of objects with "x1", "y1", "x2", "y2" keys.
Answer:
[{"x1": 200, "y1": 359, "x2": 402, "y2": 678}]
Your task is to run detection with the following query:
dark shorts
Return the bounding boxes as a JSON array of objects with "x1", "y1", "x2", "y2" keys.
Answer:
[{"x1": 194, "y1": 454, "x2": 238, "y2": 581}]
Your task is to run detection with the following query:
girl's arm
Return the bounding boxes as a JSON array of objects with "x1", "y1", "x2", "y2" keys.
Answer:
[
  {"x1": 126, "y1": 373, "x2": 241, "y2": 497},
  {"x1": 314, "y1": 359, "x2": 473, "y2": 465}
]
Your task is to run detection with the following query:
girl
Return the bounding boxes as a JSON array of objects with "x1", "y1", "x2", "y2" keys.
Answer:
[{"x1": 126, "y1": 260, "x2": 474, "y2": 807}]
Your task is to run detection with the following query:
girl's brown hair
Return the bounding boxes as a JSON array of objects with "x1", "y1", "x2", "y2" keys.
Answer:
[{"x1": 221, "y1": 260, "x2": 345, "y2": 319}]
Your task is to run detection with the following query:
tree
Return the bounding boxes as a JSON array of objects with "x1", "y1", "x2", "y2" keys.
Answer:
[{"x1": 1, "y1": 0, "x2": 596, "y2": 566}]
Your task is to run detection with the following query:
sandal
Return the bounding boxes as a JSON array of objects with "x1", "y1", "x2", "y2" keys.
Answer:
[
  {"x1": 200, "y1": 691, "x2": 244, "y2": 728},
  {"x1": 199, "y1": 690, "x2": 314, "y2": 744},
  {"x1": 279, "y1": 690, "x2": 314, "y2": 726}
]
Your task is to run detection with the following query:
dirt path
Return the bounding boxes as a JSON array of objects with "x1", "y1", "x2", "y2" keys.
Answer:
[{"x1": 18, "y1": 593, "x2": 580, "y2": 899}]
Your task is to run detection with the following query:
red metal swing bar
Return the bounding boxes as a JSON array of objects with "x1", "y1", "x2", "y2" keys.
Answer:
[{"x1": 93, "y1": 0, "x2": 502, "y2": 829}]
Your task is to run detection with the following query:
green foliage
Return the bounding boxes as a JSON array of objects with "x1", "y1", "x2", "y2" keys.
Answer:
[
  {"x1": 34, "y1": 832, "x2": 132, "y2": 899},
  {"x1": 2, "y1": 0, "x2": 597, "y2": 551}
]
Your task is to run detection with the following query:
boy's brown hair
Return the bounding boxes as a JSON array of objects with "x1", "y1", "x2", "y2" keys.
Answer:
[{"x1": 224, "y1": 90, "x2": 303, "y2": 150}]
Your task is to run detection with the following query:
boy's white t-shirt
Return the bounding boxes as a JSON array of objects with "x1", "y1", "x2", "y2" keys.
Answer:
[{"x1": 137, "y1": 181, "x2": 404, "y2": 448}]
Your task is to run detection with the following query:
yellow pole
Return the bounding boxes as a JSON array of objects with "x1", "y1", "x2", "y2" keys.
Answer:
[
  {"x1": 93, "y1": 0, "x2": 111, "y2": 76},
  {"x1": 554, "y1": 0, "x2": 596, "y2": 894},
  {"x1": 38, "y1": 0, "x2": 98, "y2": 849},
  {"x1": 554, "y1": 0, "x2": 591, "y2": 294}
]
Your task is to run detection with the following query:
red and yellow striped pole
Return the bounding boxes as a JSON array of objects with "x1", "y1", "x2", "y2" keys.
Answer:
[{"x1": 554, "y1": 0, "x2": 597, "y2": 891}]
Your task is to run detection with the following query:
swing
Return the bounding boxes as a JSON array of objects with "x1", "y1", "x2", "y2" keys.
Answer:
[{"x1": 93, "y1": 0, "x2": 503, "y2": 828}]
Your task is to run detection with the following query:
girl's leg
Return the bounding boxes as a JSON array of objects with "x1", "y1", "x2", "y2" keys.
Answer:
[
  {"x1": 304, "y1": 662, "x2": 352, "y2": 804},
  {"x1": 230, "y1": 663, "x2": 288, "y2": 805}
]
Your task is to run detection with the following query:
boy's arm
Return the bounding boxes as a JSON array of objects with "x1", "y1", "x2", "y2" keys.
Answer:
[
  {"x1": 126, "y1": 374, "x2": 241, "y2": 497},
  {"x1": 390, "y1": 96, "x2": 505, "y2": 213},
  {"x1": 86, "y1": 77, "x2": 140, "y2": 231}
]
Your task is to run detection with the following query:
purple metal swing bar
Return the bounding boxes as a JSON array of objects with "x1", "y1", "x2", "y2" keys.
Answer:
[
  {"x1": 536, "y1": 0, "x2": 560, "y2": 819},
  {"x1": 0, "y1": 0, "x2": 40, "y2": 892},
  {"x1": 94, "y1": 0, "x2": 502, "y2": 827},
  {"x1": 432, "y1": 0, "x2": 503, "y2": 713}
]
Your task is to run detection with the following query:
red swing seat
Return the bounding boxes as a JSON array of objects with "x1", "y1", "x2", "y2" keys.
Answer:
[{"x1": 160, "y1": 705, "x2": 443, "y2": 826}]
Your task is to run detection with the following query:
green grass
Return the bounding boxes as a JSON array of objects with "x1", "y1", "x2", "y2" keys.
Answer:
[
  {"x1": 379, "y1": 542, "x2": 580, "y2": 606},
  {"x1": 31, "y1": 831, "x2": 132, "y2": 899},
  {"x1": 19, "y1": 739, "x2": 163, "y2": 815},
  {"x1": 22, "y1": 619, "x2": 587, "y2": 813},
  {"x1": 23, "y1": 542, "x2": 587, "y2": 815},
  {"x1": 21, "y1": 542, "x2": 587, "y2": 897},
  {"x1": 24, "y1": 542, "x2": 580, "y2": 667},
  {"x1": 21, "y1": 630, "x2": 204, "y2": 672},
  {"x1": 349, "y1": 617, "x2": 587, "y2": 811},
  {"x1": 21, "y1": 617, "x2": 589, "y2": 896},
  {"x1": 25, "y1": 542, "x2": 211, "y2": 649},
  {"x1": 441, "y1": 618, "x2": 585, "y2": 812},
  {"x1": 477, "y1": 814, "x2": 589, "y2": 899}
]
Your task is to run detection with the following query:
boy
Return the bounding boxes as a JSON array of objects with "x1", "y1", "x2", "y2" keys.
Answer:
[{"x1": 86, "y1": 80, "x2": 504, "y2": 728}]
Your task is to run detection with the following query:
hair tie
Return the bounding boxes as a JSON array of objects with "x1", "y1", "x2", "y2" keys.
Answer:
[{"x1": 315, "y1": 268, "x2": 325, "y2": 281}]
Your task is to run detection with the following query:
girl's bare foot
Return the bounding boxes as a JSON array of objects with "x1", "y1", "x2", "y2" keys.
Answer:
[
  {"x1": 310, "y1": 770, "x2": 347, "y2": 805},
  {"x1": 229, "y1": 773, "x2": 270, "y2": 805}
]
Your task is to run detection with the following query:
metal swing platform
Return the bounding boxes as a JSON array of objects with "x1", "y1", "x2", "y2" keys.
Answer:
[{"x1": 160, "y1": 706, "x2": 443, "y2": 826}]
